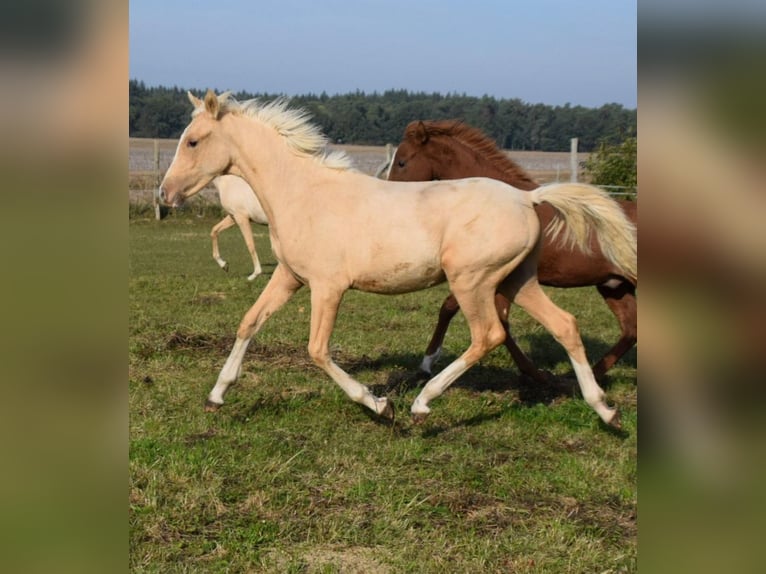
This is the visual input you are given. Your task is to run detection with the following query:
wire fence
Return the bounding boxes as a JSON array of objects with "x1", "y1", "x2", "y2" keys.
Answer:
[{"x1": 129, "y1": 138, "x2": 637, "y2": 218}]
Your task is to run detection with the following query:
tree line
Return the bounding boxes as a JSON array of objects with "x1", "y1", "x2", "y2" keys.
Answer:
[{"x1": 130, "y1": 79, "x2": 636, "y2": 152}]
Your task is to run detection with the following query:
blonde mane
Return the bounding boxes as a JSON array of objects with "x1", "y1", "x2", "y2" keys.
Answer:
[{"x1": 214, "y1": 94, "x2": 354, "y2": 171}]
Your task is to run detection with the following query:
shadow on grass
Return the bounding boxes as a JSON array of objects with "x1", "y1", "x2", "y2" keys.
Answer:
[{"x1": 160, "y1": 328, "x2": 635, "y2": 431}]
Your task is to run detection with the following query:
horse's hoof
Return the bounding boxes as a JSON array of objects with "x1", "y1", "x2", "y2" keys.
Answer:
[
  {"x1": 412, "y1": 412, "x2": 429, "y2": 425},
  {"x1": 376, "y1": 398, "x2": 395, "y2": 421},
  {"x1": 204, "y1": 400, "x2": 222, "y2": 413},
  {"x1": 608, "y1": 408, "x2": 622, "y2": 430}
]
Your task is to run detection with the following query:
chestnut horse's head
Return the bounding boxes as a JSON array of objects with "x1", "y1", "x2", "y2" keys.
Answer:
[
  {"x1": 387, "y1": 119, "x2": 539, "y2": 191},
  {"x1": 386, "y1": 120, "x2": 452, "y2": 182},
  {"x1": 159, "y1": 90, "x2": 233, "y2": 207}
]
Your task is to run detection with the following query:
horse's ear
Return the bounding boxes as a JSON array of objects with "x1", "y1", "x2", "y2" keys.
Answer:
[
  {"x1": 415, "y1": 121, "x2": 429, "y2": 145},
  {"x1": 204, "y1": 89, "x2": 220, "y2": 118},
  {"x1": 187, "y1": 91, "x2": 203, "y2": 109}
]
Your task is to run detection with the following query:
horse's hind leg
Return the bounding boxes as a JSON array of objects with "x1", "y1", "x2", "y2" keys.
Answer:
[
  {"x1": 206, "y1": 264, "x2": 303, "y2": 410},
  {"x1": 421, "y1": 293, "x2": 550, "y2": 384},
  {"x1": 210, "y1": 214, "x2": 237, "y2": 271},
  {"x1": 502, "y1": 273, "x2": 620, "y2": 427},
  {"x1": 411, "y1": 284, "x2": 508, "y2": 422},
  {"x1": 492, "y1": 293, "x2": 554, "y2": 385},
  {"x1": 592, "y1": 283, "x2": 637, "y2": 380},
  {"x1": 233, "y1": 213, "x2": 262, "y2": 281},
  {"x1": 307, "y1": 285, "x2": 393, "y2": 419}
]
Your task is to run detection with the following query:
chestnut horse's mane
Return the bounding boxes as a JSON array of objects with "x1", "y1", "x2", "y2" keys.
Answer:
[{"x1": 410, "y1": 120, "x2": 539, "y2": 190}]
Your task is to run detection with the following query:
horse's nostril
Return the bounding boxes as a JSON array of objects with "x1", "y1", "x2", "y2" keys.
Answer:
[{"x1": 158, "y1": 187, "x2": 166, "y2": 202}]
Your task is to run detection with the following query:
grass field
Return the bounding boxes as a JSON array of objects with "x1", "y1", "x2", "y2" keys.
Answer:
[{"x1": 129, "y1": 208, "x2": 637, "y2": 572}]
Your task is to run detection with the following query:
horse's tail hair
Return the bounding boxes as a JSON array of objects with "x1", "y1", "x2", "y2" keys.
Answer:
[{"x1": 530, "y1": 183, "x2": 637, "y2": 282}]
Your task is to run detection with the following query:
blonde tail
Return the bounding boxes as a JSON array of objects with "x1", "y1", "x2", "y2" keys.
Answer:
[{"x1": 530, "y1": 183, "x2": 637, "y2": 282}]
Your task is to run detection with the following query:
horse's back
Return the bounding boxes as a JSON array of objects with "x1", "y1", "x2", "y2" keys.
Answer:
[{"x1": 405, "y1": 177, "x2": 540, "y2": 265}]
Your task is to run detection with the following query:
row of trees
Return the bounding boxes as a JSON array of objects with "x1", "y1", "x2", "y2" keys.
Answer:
[{"x1": 130, "y1": 80, "x2": 636, "y2": 152}]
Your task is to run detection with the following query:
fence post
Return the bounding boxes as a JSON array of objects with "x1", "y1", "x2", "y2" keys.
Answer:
[
  {"x1": 153, "y1": 139, "x2": 161, "y2": 220},
  {"x1": 570, "y1": 137, "x2": 578, "y2": 183}
]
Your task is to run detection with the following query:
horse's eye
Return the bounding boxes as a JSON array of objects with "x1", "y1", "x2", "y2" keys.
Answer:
[
  {"x1": 188, "y1": 139, "x2": 198, "y2": 148},
  {"x1": 397, "y1": 160, "x2": 405, "y2": 168}
]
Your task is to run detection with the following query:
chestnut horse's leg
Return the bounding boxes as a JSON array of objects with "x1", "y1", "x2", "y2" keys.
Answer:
[
  {"x1": 206, "y1": 264, "x2": 303, "y2": 410},
  {"x1": 592, "y1": 283, "x2": 637, "y2": 380},
  {"x1": 210, "y1": 214, "x2": 237, "y2": 271},
  {"x1": 232, "y1": 212, "x2": 263, "y2": 281},
  {"x1": 492, "y1": 293, "x2": 554, "y2": 385},
  {"x1": 503, "y1": 270, "x2": 620, "y2": 428},
  {"x1": 419, "y1": 294, "x2": 460, "y2": 374},
  {"x1": 307, "y1": 285, "x2": 393, "y2": 419},
  {"x1": 421, "y1": 293, "x2": 551, "y2": 385}
]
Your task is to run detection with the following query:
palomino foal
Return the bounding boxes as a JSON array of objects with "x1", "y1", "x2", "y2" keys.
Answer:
[{"x1": 159, "y1": 91, "x2": 636, "y2": 428}]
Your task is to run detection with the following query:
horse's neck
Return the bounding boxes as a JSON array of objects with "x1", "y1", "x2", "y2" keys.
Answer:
[
  {"x1": 227, "y1": 122, "x2": 313, "y2": 222},
  {"x1": 445, "y1": 137, "x2": 538, "y2": 191}
]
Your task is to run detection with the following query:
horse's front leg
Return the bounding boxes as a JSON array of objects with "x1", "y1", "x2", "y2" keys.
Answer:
[
  {"x1": 210, "y1": 214, "x2": 237, "y2": 271},
  {"x1": 412, "y1": 283, "x2": 508, "y2": 422},
  {"x1": 206, "y1": 264, "x2": 303, "y2": 410},
  {"x1": 307, "y1": 285, "x2": 393, "y2": 419},
  {"x1": 232, "y1": 213, "x2": 263, "y2": 281}
]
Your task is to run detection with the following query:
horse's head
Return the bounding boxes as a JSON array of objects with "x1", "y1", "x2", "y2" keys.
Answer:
[
  {"x1": 387, "y1": 120, "x2": 442, "y2": 182},
  {"x1": 159, "y1": 90, "x2": 233, "y2": 207}
]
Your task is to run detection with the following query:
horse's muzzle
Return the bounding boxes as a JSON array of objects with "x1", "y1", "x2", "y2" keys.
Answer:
[{"x1": 158, "y1": 185, "x2": 183, "y2": 208}]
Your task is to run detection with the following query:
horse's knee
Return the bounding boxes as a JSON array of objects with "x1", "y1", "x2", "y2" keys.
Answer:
[
  {"x1": 550, "y1": 311, "x2": 581, "y2": 348},
  {"x1": 468, "y1": 322, "x2": 506, "y2": 360},
  {"x1": 307, "y1": 342, "x2": 330, "y2": 369},
  {"x1": 487, "y1": 322, "x2": 508, "y2": 349}
]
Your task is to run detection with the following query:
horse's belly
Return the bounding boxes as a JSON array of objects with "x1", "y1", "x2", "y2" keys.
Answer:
[{"x1": 350, "y1": 261, "x2": 446, "y2": 294}]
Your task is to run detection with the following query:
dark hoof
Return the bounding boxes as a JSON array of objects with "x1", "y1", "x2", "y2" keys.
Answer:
[
  {"x1": 204, "y1": 400, "x2": 222, "y2": 413},
  {"x1": 412, "y1": 412, "x2": 429, "y2": 425},
  {"x1": 608, "y1": 408, "x2": 622, "y2": 430},
  {"x1": 379, "y1": 399, "x2": 395, "y2": 422},
  {"x1": 416, "y1": 369, "x2": 431, "y2": 381},
  {"x1": 375, "y1": 398, "x2": 396, "y2": 422},
  {"x1": 223, "y1": 263, "x2": 229, "y2": 272}
]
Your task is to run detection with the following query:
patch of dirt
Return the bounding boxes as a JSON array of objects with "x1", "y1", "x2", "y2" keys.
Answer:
[
  {"x1": 265, "y1": 544, "x2": 392, "y2": 574},
  {"x1": 192, "y1": 291, "x2": 227, "y2": 305},
  {"x1": 164, "y1": 331, "x2": 235, "y2": 353}
]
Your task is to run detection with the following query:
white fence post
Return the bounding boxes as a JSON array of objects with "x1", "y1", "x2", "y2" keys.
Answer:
[{"x1": 570, "y1": 137, "x2": 578, "y2": 183}]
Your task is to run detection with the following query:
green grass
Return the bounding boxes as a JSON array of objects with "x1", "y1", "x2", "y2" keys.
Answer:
[{"x1": 129, "y1": 208, "x2": 637, "y2": 573}]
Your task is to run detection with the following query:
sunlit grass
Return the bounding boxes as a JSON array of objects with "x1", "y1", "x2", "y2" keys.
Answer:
[{"x1": 129, "y1": 211, "x2": 637, "y2": 573}]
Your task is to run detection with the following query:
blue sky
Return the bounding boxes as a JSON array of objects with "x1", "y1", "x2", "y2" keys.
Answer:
[{"x1": 130, "y1": 0, "x2": 636, "y2": 108}]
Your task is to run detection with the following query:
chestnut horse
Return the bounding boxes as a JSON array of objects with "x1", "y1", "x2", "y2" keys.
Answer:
[
  {"x1": 159, "y1": 91, "x2": 636, "y2": 427},
  {"x1": 387, "y1": 120, "x2": 638, "y2": 383}
]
